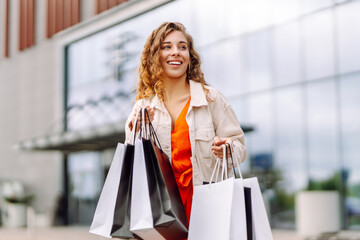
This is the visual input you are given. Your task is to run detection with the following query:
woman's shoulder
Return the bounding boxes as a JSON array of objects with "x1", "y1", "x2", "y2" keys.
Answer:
[{"x1": 204, "y1": 84, "x2": 230, "y2": 106}]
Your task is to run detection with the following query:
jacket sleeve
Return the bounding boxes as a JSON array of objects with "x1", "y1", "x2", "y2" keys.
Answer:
[{"x1": 209, "y1": 90, "x2": 247, "y2": 169}]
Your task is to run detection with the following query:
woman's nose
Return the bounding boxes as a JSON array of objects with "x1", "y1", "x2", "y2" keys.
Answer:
[{"x1": 171, "y1": 47, "x2": 180, "y2": 55}]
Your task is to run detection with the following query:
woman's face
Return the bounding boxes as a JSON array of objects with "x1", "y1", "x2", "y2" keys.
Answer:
[{"x1": 159, "y1": 31, "x2": 190, "y2": 81}]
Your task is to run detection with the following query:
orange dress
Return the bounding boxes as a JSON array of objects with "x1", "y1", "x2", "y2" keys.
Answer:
[{"x1": 171, "y1": 98, "x2": 193, "y2": 224}]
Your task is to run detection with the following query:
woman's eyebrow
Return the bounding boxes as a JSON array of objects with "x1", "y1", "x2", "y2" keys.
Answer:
[{"x1": 162, "y1": 41, "x2": 188, "y2": 45}]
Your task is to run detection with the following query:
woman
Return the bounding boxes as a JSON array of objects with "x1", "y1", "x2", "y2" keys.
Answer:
[{"x1": 125, "y1": 22, "x2": 246, "y2": 223}]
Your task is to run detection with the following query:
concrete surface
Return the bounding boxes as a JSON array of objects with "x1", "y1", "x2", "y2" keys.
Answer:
[
  {"x1": 0, "y1": 227, "x2": 305, "y2": 240},
  {"x1": 0, "y1": 226, "x2": 360, "y2": 240}
]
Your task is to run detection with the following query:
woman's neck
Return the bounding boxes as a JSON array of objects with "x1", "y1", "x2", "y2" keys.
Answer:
[{"x1": 163, "y1": 77, "x2": 190, "y2": 102}]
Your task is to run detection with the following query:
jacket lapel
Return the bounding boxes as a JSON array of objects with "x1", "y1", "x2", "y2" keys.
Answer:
[{"x1": 189, "y1": 80, "x2": 208, "y2": 108}]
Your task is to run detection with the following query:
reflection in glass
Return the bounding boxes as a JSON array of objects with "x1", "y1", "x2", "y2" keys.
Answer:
[
  {"x1": 270, "y1": 0, "x2": 299, "y2": 24},
  {"x1": 67, "y1": 27, "x2": 142, "y2": 130},
  {"x1": 302, "y1": 10, "x2": 335, "y2": 81},
  {"x1": 274, "y1": 22, "x2": 301, "y2": 86},
  {"x1": 228, "y1": 97, "x2": 251, "y2": 172},
  {"x1": 67, "y1": 152, "x2": 103, "y2": 224},
  {"x1": 340, "y1": 73, "x2": 360, "y2": 229},
  {"x1": 307, "y1": 79, "x2": 340, "y2": 182},
  {"x1": 245, "y1": 92, "x2": 274, "y2": 155},
  {"x1": 243, "y1": 30, "x2": 273, "y2": 92},
  {"x1": 265, "y1": 87, "x2": 306, "y2": 229},
  {"x1": 336, "y1": 1, "x2": 360, "y2": 74},
  {"x1": 275, "y1": 87, "x2": 306, "y2": 191},
  {"x1": 298, "y1": 0, "x2": 333, "y2": 15},
  {"x1": 201, "y1": 38, "x2": 245, "y2": 97}
]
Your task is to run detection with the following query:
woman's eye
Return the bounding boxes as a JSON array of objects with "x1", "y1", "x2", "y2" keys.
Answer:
[
  {"x1": 162, "y1": 45, "x2": 171, "y2": 49},
  {"x1": 180, "y1": 45, "x2": 187, "y2": 50}
]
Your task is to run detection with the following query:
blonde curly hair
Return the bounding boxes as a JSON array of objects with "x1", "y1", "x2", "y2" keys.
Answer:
[{"x1": 136, "y1": 22, "x2": 209, "y2": 101}]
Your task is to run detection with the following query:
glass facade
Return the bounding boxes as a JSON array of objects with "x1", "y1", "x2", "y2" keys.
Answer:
[{"x1": 66, "y1": 0, "x2": 360, "y2": 229}]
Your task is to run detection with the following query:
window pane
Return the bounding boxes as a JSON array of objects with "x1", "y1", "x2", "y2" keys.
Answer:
[
  {"x1": 190, "y1": 0, "x2": 234, "y2": 46},
  {"x1": 67, "y1": 24, "x2": 144, "y2": 130},
  {"x1": 299, "y1": 0, "x2": 333, "y2": 15},
  {"x1": 274, "y1": 22, "x2": 302, "y2": 85},
  {"x1": 243, "y1": 30, "x2": 273, "y2": 92},
  {"x1": 228, "y1": 97, "x2": 252, "y2": 172},
  {"x1": 191, "y1": 0, "x2": 273, "y2": 45},
  {"x1": 270, "y1": 0, "x2": 299, "y2": 24},
  {"x1": 244, "y1": 92, "x2": 274, "y2": 154},
  {"x1": 275, "y1": 87, "x2": 307, "y2": 191},
  {"x1": 67, "y1": 152, "x2": 103, "y2": 224},
  {"x1": 335, "y1": 0, "x2": 350, "y2": 4},
  {"x1": 302, "y1": 10, "x2": 335, "y2": 81},
  {"x1": 201, "y1": 38, "x2": 245, "y2": 97},
  {"x1": 340, "y1": 73, "x2": 360, "y2": 229},
  {"x1": 307, "y1": 79, "x2": 340, "y2": 182},
  {"x1": 336, "y1": 1, "x2": 360, "y2": 74}
]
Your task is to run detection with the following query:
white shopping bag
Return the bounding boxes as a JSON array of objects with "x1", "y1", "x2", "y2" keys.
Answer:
[
  {"x1": 230, "y1": 179, "x2": 248, "y2": 240},
  {"x1": 188, "y1": 177, "x2": 235, "y2": 240},
  {"x1": 243, "y1": 177, "x2": 273, "y2": 240},
  {"x1": 189, "y1": 145, "x2": 247, "y2": 240},
  {"x1": 89, "y1": 143, "x2": 125, "y2": 238},
  {"x1": 224, "y1": 142, "x2": 273, "y2": 240},
  {"x1": 130, "y1": 138, "x2": 165, "y2": 240}
]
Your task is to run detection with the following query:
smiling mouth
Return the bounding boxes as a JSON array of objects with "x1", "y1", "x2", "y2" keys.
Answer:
[{"x1": 167, "y1": 61, "x2": 183, "y2": 65}]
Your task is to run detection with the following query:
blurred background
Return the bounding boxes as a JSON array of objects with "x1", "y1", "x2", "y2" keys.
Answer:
[{"x1": 0, "y1": 0, "x2": 360, "y2": 239}]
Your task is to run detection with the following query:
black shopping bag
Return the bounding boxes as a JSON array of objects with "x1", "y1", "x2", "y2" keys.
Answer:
[
  {"x1": 244, "y1": 187, "x2": 253, "y2": 240},
  {"x1": 144, "y1": 138, "x2": 189, "y2": 240},
  {"x1": 140, "y1": 109, "x2": 188, "y2": 239},
  {"x1": 110, "y1": 144, "x2": 139, "y2": 239}
]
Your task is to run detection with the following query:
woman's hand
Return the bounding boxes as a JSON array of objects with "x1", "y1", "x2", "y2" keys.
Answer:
[
  {"x1": 211, "y1": 136, "x2": 233, "y2": 158},
  {"x1": 128, "y1": 106, "x2": 155, "y2": 131}
]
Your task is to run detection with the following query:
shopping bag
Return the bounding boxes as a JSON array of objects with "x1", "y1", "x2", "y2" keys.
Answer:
[
  {"x1": 226, "y1": 143, "x2": 272, "y2": 240},
  {"x1": 130, "y1": 138, "x2": 165, "y2": 240},
  {"x1": 188, "y1": 145, "x2": 247, "y2": 240},
  {"x1": 243, "y1": 177, "x2": 273, "y2": 240},
  {"x1": 188, "y1": 176, "x2": 235, "y2": 240},
  {"x1": 110, "y1": 109, "x2": 144, "y2": 239},
  {"x1": 130, "y1": 108, "x2": 188, "y2": 240},
  {"x1": 147, "y1": 137, "x2": 189, "y2": 239},
  {"x1": 110, "y1": 144, "x2": 138, "y2": 239},
  {"x1": 230, "y1": 179, "x2": 248, "y2": 240},
  {"x1": 244, "y1": 187, "x2": 253, "y2": 240},
  {"x1": 89, "y1": 143, "x2": 125, "y2": 238}
]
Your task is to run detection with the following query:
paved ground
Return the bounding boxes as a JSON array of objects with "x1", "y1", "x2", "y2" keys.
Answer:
[
  {"x1": 0, "y1": 227, "x2": 304, "y2": 240},
  {"x1": 0, "y1": 227, "x2": 360, "y2": 240}
]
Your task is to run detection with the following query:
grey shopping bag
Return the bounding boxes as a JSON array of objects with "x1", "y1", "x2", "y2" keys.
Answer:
[{"x1": 89, "y1": 143, "x2": 125, "y2": 238}]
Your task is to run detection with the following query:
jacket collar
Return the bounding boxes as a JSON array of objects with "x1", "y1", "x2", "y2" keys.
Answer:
[
  {"x1": 149, "y1": 79, "x2": 208, "y2": 110},
  {"x1": 189, "y1": 80, "x2": 208, "y2": 107}
]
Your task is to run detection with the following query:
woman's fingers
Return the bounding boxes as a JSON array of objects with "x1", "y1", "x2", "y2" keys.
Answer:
[
  {"x1": 130, "y1": 106, "x2": 155, "y2": 132},
  {"x1": 211, "y1": 145, "x2": 223, "y2": 158},
  {"x1": 143, "y1": 106, "x2": 154, "y2": 123},
  {"x1": 145, "y1": 106, "x2": 155, "y2": 122},
  {"x1": 212, "y1": 137, "x2": 233, "y2": 158}
]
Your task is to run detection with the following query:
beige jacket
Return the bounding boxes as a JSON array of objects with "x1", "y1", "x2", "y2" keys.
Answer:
[{"x1": 125, "y1": 80, "x2": 246, "y2": 186}]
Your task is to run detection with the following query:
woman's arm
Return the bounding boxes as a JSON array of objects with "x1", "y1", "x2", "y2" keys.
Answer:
[{"x1": 209, "y1": 90, "x2": 247, "y2": 168}]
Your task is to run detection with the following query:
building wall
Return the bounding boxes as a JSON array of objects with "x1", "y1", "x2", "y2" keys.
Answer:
[
  {"x1": 0, "y1": 0, "x2": 171, "y2": 215},
  {"x1": 0, "y1": 0, "x2": 62, "y2": 213}
]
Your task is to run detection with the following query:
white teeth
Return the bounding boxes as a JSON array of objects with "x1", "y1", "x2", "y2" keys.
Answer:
[{"x1": 168, "y1": 61, "x2": 182, "y2": 65}]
